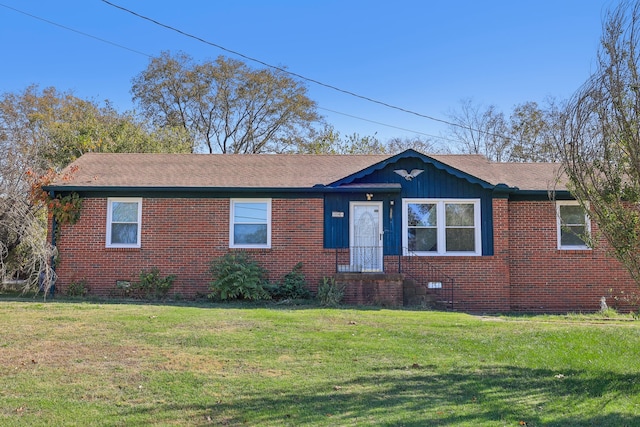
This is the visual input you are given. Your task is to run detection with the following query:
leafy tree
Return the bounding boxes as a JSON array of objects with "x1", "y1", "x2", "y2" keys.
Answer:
[
  {"x1": 302, "y1": 124, "x2": 442, "y2": 155},
  {"x1": 299, "y1": 125, "x2": 386, "y2": 154},
  {"x1": 338, "y1": 133, "x2": 387, "y2": 154},
  {"x1": 298, "y1": 124, "x2": 341, "y2": 154},
  {"x1": 300, "y1": 124, "x2": 399, "y2": 155},
  {"x1": 2, "y1": 85, "x2": 192, "y2": 170},
  {"x1": 37, "y1": 93, "x2": 192, "y2": 168},
  {"x1": 557, "y1": 1, "x2": 640, "y2": 285},
  {"x1": 448, "y1": 98, "x2": 561, "y2": 162},
  {"x1": 0, "y1": 85, "x2": 191, "y2": 292},
  {"x1": 131, "y1": 51, "x2": 321, "y2": 154},
  {"x1": 508, "y1": 101, "x2": 560, "y2": 162}
]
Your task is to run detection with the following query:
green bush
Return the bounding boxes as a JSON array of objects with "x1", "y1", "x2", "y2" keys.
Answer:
[
  {"x1": 266, "y1": 262, "x2": 311, "y2": 300},
  {"x1": 208, "y1": 252, "x2": 270, "y2": 301},
  {"x1": 115, "y1": 280, "x2": 132, "y2": 298},
  {"x1": 136, "y1": 268, "x2": 175, "y2": 300},
  {"x1": 66, "y1": 279, "x2": 89, "y2": 297},
  {"x1": 316, "y1": 277, "x2": 345, "y2": 307}
]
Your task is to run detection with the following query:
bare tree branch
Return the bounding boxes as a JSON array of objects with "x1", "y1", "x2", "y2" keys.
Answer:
[{"x1": 558, "y1": 0, "x2": 640, "y2": 285}]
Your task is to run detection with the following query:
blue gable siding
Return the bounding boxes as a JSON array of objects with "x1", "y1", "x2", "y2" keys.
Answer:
[
  {"x1": 323, "y1": 191, "x2": 399, "y2": 250},
  {"x1": 324, "y1": 157, "x2": 495, "y2": 256}
]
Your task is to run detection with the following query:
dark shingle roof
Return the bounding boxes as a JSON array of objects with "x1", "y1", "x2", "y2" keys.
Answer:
[{"x1": 48, "y1": 152, "x2": 566, "y2": 192}]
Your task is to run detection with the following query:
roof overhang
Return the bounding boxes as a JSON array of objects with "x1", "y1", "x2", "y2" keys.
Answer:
[
  {"x1": 328, "y1": 149, "x2": 496, "y2": 190},
  {"x1": 508, "y1": 189, "x2": 574, "y2": 201},
  {"x1": 43, "y1": 183, "x2": 403, "y2": 195}
]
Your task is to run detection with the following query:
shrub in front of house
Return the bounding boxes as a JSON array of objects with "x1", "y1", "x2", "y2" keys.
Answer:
[
  {"x1": 265, "y1": 262, "x2": 311, "y2": 301},
  {"x1": 208, "y1": 252, "x2": 270, "y2": 301},
  {"x1": 136, "y1": 268, "x2": 175, "y2": 300},
  {"x1": 65, "y1": 278, "x2": 90, "y2": 297},
  {"x1": 316, "y1": 277, "x2": 345, "y2": 307}
]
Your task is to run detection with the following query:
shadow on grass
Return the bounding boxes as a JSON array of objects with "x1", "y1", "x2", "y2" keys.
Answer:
[{"x1": 110, "y1": 365, "x2": 640, "y2": 426}]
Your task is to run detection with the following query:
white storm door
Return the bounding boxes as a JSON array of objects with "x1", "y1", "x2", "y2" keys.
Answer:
[{"x1": 350, "y1": 202, "x2": 383, "y2": 272}]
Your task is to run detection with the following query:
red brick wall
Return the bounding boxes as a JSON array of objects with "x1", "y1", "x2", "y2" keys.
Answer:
[
  {"x1": 508, "y1": 200, "x2": 637, "y2": 312},
  {"x1": 336, "y1": 273, "x2": 403, "y2": 306},
  {"x1": 53, "y1": 196, "x2": 640, "y2": 312},
  {"x1": 393, "y1": 198, "x2": 639, "y2": 313},
  {"x1": 54, "y1": 197, "x2": 335, "y2": 298},
  {"x1": 397, "y1": 198, "x2": 512, "y2": 312}
]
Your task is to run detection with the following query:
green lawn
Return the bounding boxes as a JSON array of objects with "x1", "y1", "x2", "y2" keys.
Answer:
[{"x1": 0, "y1": 300, "x2": 639, "y2": 426}]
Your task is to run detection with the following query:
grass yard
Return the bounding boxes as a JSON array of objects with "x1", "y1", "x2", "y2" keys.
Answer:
[{"x1": 0, "y1": 300, "x2": 639, "y2": 426}]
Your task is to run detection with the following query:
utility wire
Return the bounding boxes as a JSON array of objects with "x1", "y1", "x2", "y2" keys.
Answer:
[
  {"x1": 100, "y1": 0, "x2": 497, "y2": 139},
  {"x1": 318, "y1": 107, "x2": 461, "y2": 143},
  {"x1": 0, "y1": 2, "x2": 454, "y2": 142},
  {"x1": 0, "y1": 1, "x2": 486, "y2": 143},
  {"x1": 0, "y1": 3, "x2": 151, "y2": 58}
]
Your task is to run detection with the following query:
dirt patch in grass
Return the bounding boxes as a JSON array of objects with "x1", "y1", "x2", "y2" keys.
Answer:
[
  {"x1": 156, "y1": 351, "x2": 225, "y2": 374},
  {"x1": 0, "y1": 340, "x2": 152, "y2": 372}
]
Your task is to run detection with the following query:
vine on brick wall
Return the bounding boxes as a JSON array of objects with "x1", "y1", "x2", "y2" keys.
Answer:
[
  {"x1": 47, "y1": 192, "x2": 83, "y2": 225},
  {"x1": 28, "y1": 166, "x2": 83, "y2": 226}
]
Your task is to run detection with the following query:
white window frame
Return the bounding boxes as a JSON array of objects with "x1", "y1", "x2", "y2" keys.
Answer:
[
  {"x1": 557, "y1": 201, "x2": 591, "y2": 250},
  {"x1": 402, "y1": 198, "x2": 481, "y2": 256},
  {"x1": 229, "y1": 198, "x2": 272, "y2": 249},
  {"x1": 106, "y1": 197, "x2": 142, "y2": 248}
]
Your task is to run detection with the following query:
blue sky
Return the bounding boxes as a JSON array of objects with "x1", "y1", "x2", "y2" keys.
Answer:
[{"x1": 0, "y1": 1, "x2": 615, "y2": 150}]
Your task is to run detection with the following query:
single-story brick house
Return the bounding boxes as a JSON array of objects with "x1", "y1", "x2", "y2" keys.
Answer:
[{"x1": 44, "y1": 149, "x2": 638, "y2": 312}]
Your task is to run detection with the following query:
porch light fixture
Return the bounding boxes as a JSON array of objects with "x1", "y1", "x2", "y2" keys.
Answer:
[{"x1": 366, "y1": 193, "x2": 373, "y2": 201}]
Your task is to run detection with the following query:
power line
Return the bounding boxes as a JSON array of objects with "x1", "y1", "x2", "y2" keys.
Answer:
[
  {"x1": 0, "y1": 2, "x2": 455, "y2": 141},
  {"x1": 99, "y1": 0, "x2": 488, "y2": 136},
  {"x1": 0, "y1": 1, "x2": 491, "y2": 143},
  {"x1": 317, "y1": 107, "x2": 461, "y2": 144},
  {"x1": 0, "y1": 3, "x2": 151, "y2": 58}
]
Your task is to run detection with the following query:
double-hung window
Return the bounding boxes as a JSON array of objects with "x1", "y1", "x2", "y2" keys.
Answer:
[
  {"x1": 403, "y1": 199, "x2": 481, "y2": 256},
  {"x1": 230, "y1": 199, "x2": 271, "y2": 248},
  {"x1": 106, "y1": 198, "x2": 142, "y2": 248},
  {"x1": 557, "y1": 201, "x2": 590, "y2": 250}
]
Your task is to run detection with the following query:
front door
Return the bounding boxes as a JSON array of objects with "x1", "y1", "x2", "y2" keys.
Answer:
[{"x1": 350, "y1": 202, "x2": 383, "y2": 272}]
